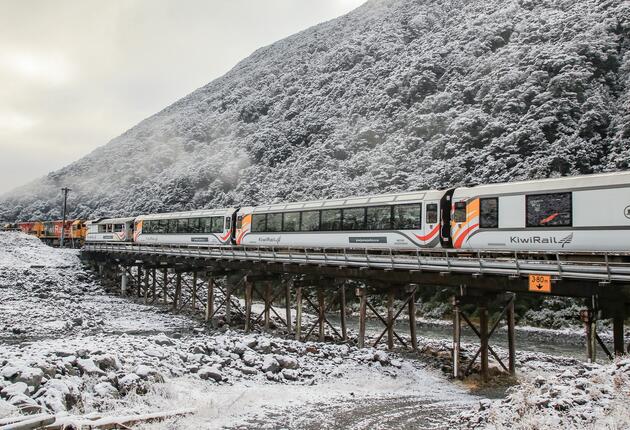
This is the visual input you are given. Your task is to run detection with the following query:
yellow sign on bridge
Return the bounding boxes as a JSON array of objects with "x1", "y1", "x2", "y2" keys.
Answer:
[{"x1": 529, "y1": 274, "x2": 552, "y2": 293}]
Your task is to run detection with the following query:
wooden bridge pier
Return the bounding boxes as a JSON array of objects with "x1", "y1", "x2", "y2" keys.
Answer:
[
  {"x1": 452, "y1": 290, "x2": 516, "y2": 381},
  {"x1": 581, "y1": 296, "x2": 628, "y2": 362}
]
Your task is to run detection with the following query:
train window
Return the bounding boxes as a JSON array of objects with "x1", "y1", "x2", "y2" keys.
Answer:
[
  {"x1": 236, "y1": 216, "x2": 243, "y2": 230},
  {"x1": 393, "y1": 204, "x2": 422, "y2": 229},
  {"x1": 114, "y1": 224, "x2": 123, "y2": 232},
  {"x1": 158, "y1": 219, "x2": 168, "y2": 233},
  {"x1": 366, "y1": 206, "x2": 392, "y2": 230},
  {"x1": 168, "y1": 219, "x2": 177, "y2": 234},
  {"x1": 300, "y1": 210, "x2": 320, "y2": 231},
  {"x1": 177, "y1": 218, "x2": 189, "y2": 233},
  {"x1": 225, "y1": 217, "x2": 231, "y2": 231},
  {"x1": 98, "y1": 225, "x2": 106, "y2": 233},
  {"x1": 283, "y1": 212, "x2": 300, "y2": 232},
  {"x1": 426, "y1": 204, "x2": 438, "y2": 224},
  {"x1": 189, "y1": 218, "x2": 202, "y2": 234},
  {"x1": 267, "y1": 213, "x2": 282, "y2": 232},
  {"x1": 321, "y1": 209, "x2": 342, "y2": 231},
  {"x1": 252, "y1": 214, "x2": 267, "y2": 232},
  {"x1": 342, "y1": 207, "x2": 366, "y2": 230},
  {"x1": 479, "y1": 198, "x2": 499, "y2": 228},
  {"x1": 453, "y1": 202, "x2": 467, "y2": 223},
  {"x1": 106, "y1": 224, "x2": 113, "y2": 233},
  {"x1": 199, "y1": 218, "x2": 210, "y2": 233},
  {"x1": 211, "y1": 216, "x2": 223, "y2": 233},
  {"x1": 526, "y1": 193, "x2": 572, "y2": 227}
]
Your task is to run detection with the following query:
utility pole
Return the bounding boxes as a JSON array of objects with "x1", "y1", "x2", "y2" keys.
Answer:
[{"x1": 60, "y1": 187, "x2": 71, "y2": 247}]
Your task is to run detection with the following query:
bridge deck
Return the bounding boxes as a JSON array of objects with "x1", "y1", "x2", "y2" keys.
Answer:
[{"x1": 83, "y1": 243, "x2": 630, "y2": 283}]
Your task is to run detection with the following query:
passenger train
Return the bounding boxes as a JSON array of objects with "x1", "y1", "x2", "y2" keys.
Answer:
[{"x1": 84, "y1": 171, "x2": 630, "y2": 253}]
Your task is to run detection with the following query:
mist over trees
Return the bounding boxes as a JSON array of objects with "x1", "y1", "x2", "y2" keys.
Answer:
[{"x1": 1, "y1": 0, "x2": 629, "y2": 221}]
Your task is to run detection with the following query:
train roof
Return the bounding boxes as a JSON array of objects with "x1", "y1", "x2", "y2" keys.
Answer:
[
  {"x1": 454, "y1": 170, "x2": 630, "y2": 196},
  {"x1": 87, "y1": 217, "x2": 136, "y2": 225},
  {"x1": 250, "y1": 189, "x2": 444, "y2": 213},
  {"x1": 136, "y1": 208, "x2": 236, "y2": 221}
]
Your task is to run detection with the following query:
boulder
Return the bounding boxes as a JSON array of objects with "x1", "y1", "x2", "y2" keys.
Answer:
[
  {"x1": 282, "y1": 369, "x2": 299, "y2": 381},
  {"x1": 1, "y1": 382, "x2": 29, "y2": 398},
  {"x1": 153, "y1": 334, "x2": 174, "y2": 346},
  {"x1": 93, "y1": 382, "x2": 120, "y2": 399},
  {"x1": 261, "y1": 356, "x2": 280, "y2": 373},
  {"x1": 198, "y1": 366, "x2": 223, "y2": 382},
  {"x1": 76, "y1": 358, "x2": 105, "y2": 376},
  {"x1": 242, "y1": 351, "x2": 258, "y2": 367},
  {"x1": 275, "y1": 355, "x2": 299, "y2": 370},
  {"x1": 13, "y1": 367, "x2": 44, "y2": 390},
  {"x1": 373, "y1": 351, "x2": 390, "y2": 365}
]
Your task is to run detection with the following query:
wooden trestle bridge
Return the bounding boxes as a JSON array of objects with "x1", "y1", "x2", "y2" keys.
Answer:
[{"x1": 82, "y1": 243, "x2": 630, "y2": 381}]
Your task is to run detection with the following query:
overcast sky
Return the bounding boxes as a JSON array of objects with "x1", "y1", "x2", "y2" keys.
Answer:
[{"x1": 0, "y1": 0, "x2": 366, "y2": 194}]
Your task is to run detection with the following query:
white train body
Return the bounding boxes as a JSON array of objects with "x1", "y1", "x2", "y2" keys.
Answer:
[
  {"x1": 450, "y1": 171, "x2": 630, "y2": 252},
  {"x1": 85, "y1": 217, "x2": 135, "y2": 242},
  {"x1": 84, "y1": 171, "x2": 630, "y2": 254},
  {"x1": 234, "y1": 190, "x2": 446, "y2": 249},
  {"x1": 134, "y1": 208, "x2": 235, "y2": 246}
]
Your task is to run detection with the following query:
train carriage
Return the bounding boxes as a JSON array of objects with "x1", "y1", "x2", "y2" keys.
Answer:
[
  {"x1": 85, "y1": 217, "x2": 135, "y2": 242},
  {"x1": 134, "y1": 208, "x2": 236, "y2": 245},
  {"x1": 234, "y1": 190, "x2": 446, "y2": 249},
  {"x1": 449, "y1": 171, "x2": 630, "y2": 252}
]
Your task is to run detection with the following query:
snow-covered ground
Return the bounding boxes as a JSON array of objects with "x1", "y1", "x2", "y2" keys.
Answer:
[{"x1": 1, "y1": 231, "x2": 628, "y2": 429}]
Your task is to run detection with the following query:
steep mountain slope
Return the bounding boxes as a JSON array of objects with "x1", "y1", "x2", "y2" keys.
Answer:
[{"x1": 1, "y1": 0, "x2": 629, "y2": 221}]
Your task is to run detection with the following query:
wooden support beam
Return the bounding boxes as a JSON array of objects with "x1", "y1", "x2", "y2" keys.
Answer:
[
  {"x1": 151, "y1": 268, "x2": 156, "y2": 300},
  {"x1": 121, "y1": 268, "x2": 128, "y2": 296},
  {"x1": 357, "y1": 288, "x2": 367, "y2": 348},
  {"x1": 137, "y1": 266, "x2": 142, "y2": 298},
  {"x1": 173, "y1": 273, "x2": 182, "y2": 311},
  {"x1": 613, "y1": 316, "x2": 625, "y2": 356},
  {"x1": 264, "y1": 281, "x2": 272, "y2": 330},
  {"x1": 387, "y1": 288, "x2": 394, "y2": 350},
  {"x1": 318, "y1": 287, "x2": 325, "y2": 342},
  {"x1": 192, "y1": 271, "x2": 198, "y2": 311},
  {"x1": 507, "y1": 295, "x2": 516, "y2": 375},
  {"x1": 144, "y1": 267, "x2": 150, "y2": 304},
  {"x1": 285, "y1": 279, "x2": 292, "y2": 335},
  {"x1": 244, "y1": 280, "x2": 253, "y2": 332},
  {"x1": 162, "y1": 268, "x2": 168, "y2": 305},
  {"x1": 408, "y1": 285, "x2": 417, "y2": 351},
  {"x1": 339, "y1": 284, "x2": 347, "y2": 341},
  {"x1": 206, "y1": 277, "x2": 214, "y2": 326},
  {"x1": 479, "y1": 303, "x2": 489, "y2": 382},
  {"x1": 452, "y1": 296, "x2": 461, "y2": 379},
  {"x1": 295, "y1": 287, "x2": 302, "y2": 341}
]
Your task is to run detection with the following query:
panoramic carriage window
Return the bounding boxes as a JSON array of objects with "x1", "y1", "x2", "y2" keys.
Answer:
[
  {"x1": 320, "y1": 209, "x2": 342, "y2": 231},
  {"x1": 526, "y1": 192, "x2": 572, "y2": 227},
  {"x1": 426, "y1": 204, "x2": 438, "y2": 224},
  {"x1": 158, "y1": 220, "x2": 168, "y2": 233},
  {"x1": 479, "y1": 198, "x2": 499, "y2": 228},
  {"x1": 342, "y1": 207, "x2": 366, "y2": 230},
  {"x1": 453, "y1": 202, "x2": 467, "y2": 223},
  {"x1": 177, "y1": 218, "x2": 189, "y2": 233},
  {"x1": 393, "y1": 204, "x2": 422, "y2": 229},
  {"x1": 168, "y1": 219, "x2": 177, "y2": 234},
  {"x1": 211, "y1": 216, "x2": 224, "y2": 233},
  {"x1": 283, "y1": 212, "x2": 300, "y2": 232},
  {"x1": 114, "y1": 224, "x2": 123, "y2": 232},
  {"x1": 266, "y1": 213, "x2": 282, "y2": 232},
  {"x1": 189, "y1": 218, "x2": 202, "y2": 234},
  {"x1": 199, "y1": 218, "x2": 211, "y2": 233},
  {"x1": 252, "y1": 214, "x2": 267, "y2": 232},
  {"x1": 300, "y1": 210, "x2": 320, "y2": 231},
  {"x1": 98, "y1": 225, "x2": 106, "y2": 233},
  {"x1": 366, "y1": 206, "x2": 392, "y2": 230}
]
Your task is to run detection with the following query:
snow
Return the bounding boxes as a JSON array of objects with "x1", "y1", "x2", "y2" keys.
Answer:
[{"x1": 1, "y1": 0, "x2": 629, "y2": 221}]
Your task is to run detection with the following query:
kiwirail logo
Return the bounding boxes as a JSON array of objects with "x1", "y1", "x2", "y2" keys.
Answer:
[
  {"x1": 625, "y1": 205, "x2": 630, "y2": 219},
  {"x1": 510, "y1": 233, "x2": 573, "y2": 248}
]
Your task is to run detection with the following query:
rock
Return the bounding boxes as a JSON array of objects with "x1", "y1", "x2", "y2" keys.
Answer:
[
  {"x1": 135, "y1": 365, "x2": 165, "y2": 383},
  {"x1": 144, "y1": 348, "x2": 166, "y2": 359},
  {"x1": 154, "y1": 334, "x2": 174, "y2": 346},
  {"x1": 7, "y1": 393, "x2": 41, "y2": 414},
  {"x1": 255, "y1": 338, "x2": 272, "y2": 353},
  {"x1": 0, "y1": 366, "x2": 20, "y2": 379},
  {"x1": 1, "y1": 382, "x2": 29, "y2": 398},
  {"x1": 118, "y1": 373, "x2": 145, "y2": 395},
  {"x1": 242, "y1": 351, "x2": 258, "y2": 367},
  {"x1": 93, "y1": 382, "x2": 120, "y2": 399},
  {"x1": 93, "y1": 354, "x2": 121, "y2": 371},
  {"x1": 275, "y1": 355, "x2": 299, "y2": 370},
  {"x1": 373, "y1": 351, "x2": 390, "y2": 365},
  {"x1": 13, "y1": 367, "x2": 44, "y2": 390},
  {"x1": 76, "y1": 358, "x2": 105, "y2": 376},
  {"x1": 240, "y1": 366, "x2": 258, "y2": 375},
  {"x1": 282, "y1": 369, "x2": 299, "y2": 381},
  {"x1": 36, "y1": 379, "x2": 79, "y2": 413},
  {"x1": 198, "y1": 366, "x2": 223, "y2": 382},
  {"x1": 265, "y1": 371, "x2": 281, "y2": 382},
  {"x1": 72, "y1": 317, "x2": 83, "y2": 326},
  {"x1": 232, "y1": 342, "x2": 247, "y2": 356},
  {"x1": 261, "y1": 356, "x2": 280, "y2": 373}
]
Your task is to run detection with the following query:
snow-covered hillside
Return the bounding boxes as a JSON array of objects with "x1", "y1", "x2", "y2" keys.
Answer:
[{"x1": 1, "y1": 0, "x2": 629, "y2": 220}]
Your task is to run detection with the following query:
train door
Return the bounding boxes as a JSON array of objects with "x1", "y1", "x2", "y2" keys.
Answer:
[
  {"x1": 439, "y1": 188, "x2": 455, "y2": 248},
  {"x1": 230, "y1": 208, "x2": 239, "y2": 244},
  {"x1": 416, "y1": 200, "x2": 441, "y2": 247}
]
